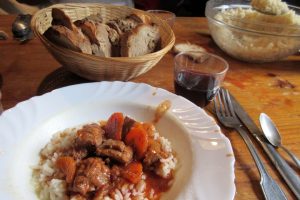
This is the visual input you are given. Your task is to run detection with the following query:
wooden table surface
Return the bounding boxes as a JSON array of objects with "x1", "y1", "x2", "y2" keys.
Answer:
[{"x1": 1, "y1": 15, "x2": 300, "y2": 199}]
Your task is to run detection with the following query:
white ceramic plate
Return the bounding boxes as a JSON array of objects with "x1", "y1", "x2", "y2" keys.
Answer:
[{"x1": 0, "y1": 81, "x2": 235, "y2": 200}]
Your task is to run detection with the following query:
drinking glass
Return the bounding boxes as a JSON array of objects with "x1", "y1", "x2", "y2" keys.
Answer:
[
  {"x1": 174, "y1": 51, "x2": 229, "y2": 107},
  {"x1": 146, "y1": 10, "x2": 176, "y2": 28}
]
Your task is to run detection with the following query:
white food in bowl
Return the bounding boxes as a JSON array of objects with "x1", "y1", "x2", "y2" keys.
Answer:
[{"x1": 206, "y1": 0, "x2": 300, "y2": 63}]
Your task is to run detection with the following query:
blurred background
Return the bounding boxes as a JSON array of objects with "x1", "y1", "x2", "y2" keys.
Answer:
[{"x1": 1, "y1": 0, "x2": 300, "y2": 16}]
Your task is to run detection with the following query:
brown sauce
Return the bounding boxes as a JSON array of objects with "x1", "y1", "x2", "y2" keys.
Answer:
[
  {"x1": 153, "y1": 100, "x2": 171, "y2": 123},
  {"x1": 145, "y1": 171, "x2": 174, "y2": 199}
]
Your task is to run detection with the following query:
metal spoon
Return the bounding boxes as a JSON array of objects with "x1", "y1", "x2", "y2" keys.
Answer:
[
  {"x1": 252, "y1": 7, "x2": 288, "y2": 15},
  {"x1": 12, "y1": 14, "x2": 34, "y2": 42},
  {"x1": 251, "y1": 0, "x2": 289, "y2": 15},
  {"x1": 260, "y1": 113, "x2": 300, "y2": 169}
]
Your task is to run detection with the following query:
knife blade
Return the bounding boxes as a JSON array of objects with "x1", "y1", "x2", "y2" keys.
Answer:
[{"x1": 229, "y1": 91, "x2": 300, "y2": 199}]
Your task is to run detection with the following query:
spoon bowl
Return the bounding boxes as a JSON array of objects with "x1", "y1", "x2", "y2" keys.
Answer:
[
  {"x1": 251, "y1": 0, "x2": 289, "y2": 16},
  {"x1": 252, "y1": 7, "x2": 287, "y2": 15},
  {"x1": 12, "y1": 14, "x2": 33, "y2": 42},
  {"x1": 260, "y1": 113, "x2": 300, "y2": 169}
]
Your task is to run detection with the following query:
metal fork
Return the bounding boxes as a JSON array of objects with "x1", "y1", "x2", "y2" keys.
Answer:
[{"x1": 214, "y1": 88, "x2": 287, "y2": 200}]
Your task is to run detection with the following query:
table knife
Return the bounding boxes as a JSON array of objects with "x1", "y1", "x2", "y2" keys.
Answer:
[{"x1": 229, "y1": 92, "x2": 300, "y2": 199}]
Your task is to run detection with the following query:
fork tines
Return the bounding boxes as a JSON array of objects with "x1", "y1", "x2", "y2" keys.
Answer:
[{"x1": 214, "y1": 88, "x2": 236, "y2": 117}]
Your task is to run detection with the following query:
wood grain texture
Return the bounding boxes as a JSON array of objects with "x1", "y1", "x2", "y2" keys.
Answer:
[{"x1": 0, "y1": 15, "x2": 299, "y2": 199}]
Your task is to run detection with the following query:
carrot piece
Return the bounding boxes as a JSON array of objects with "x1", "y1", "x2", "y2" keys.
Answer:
[
  {"x1": 122, "y1": 162, "x2": 143, "y2": 184},
  {"x1": 56, "y1": 156, "x2": 76, "y2": 184},
  {"x1": 104, "y1": 112, "x2": 124, "y2": 140},
  {"x1": 125, "y1": 123, "x2": 149, "y2": 159}
]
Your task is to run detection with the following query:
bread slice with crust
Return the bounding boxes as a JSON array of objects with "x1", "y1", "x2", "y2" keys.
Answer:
[
  {"x1": 49, "y1": 8, "x2": 93, "y2": 54},
  {"x1": 106, "y1": 26, "x2": 119, "y2": 46},
  {"x1": 107, "y1": 20, "x2": 123, "y2": 36},
  {"x1": 44, "y1": 25, "x2": 92, "y2": 54},
  {"x1": 106, "y1": 13, "x2": 152, "y2": 57},
  {"x1": 51, "y1": 8, "x2": 77, "y2": 32},
  {"x1": 106, "y1": 26, "x2": 121, "y2": 57},
  {"x1": 75, "y1": 19, "x2": 111, "y2": 57},
  {"x1": 116, "y1": 17, "x2": 140, "y2": 33},
  {"x1": 120, "y1": 24, "x2": 161, "y2": 57}
]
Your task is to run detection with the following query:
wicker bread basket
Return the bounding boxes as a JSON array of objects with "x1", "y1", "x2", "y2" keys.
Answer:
[{"x1": 31, "y1": 3, "x2": 175, "y2": 81}]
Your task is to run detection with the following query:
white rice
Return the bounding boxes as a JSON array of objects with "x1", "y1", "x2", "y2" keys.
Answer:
[
  {"x1": 156, "y1": 155, "x2": 177, "y2": 178},
  {"x1": 158, "y1": 136, "x2": 172, "y2": 153},
  {"x1": 102, "y1": 179, "x2": 147, "y2": 200},
  {"x1": 33, "y1": 123, "x2": 176, "y2": 200}
]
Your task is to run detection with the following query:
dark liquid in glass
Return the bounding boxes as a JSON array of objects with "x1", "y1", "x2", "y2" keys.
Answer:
[{"x1": 174, "y1": 70, "x2": 219, "y2": 107}]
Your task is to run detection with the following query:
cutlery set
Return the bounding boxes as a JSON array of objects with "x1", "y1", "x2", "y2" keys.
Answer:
[{"x1": 213, "y1": 88, "x2": 300, "y2": 199}]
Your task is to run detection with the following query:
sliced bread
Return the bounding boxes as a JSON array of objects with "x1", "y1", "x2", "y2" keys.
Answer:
[
  {"x1": 106, "y1": 13, "x2": 147, "y2": 35},
  {"x1": 44, "y1": 25, "x2": 92, "y2": 54},
  {"x1": 75, "y1": 19, "x2": 111, "y2": 57},
  {"x1": 107, "y1": 20, "x2": 123, "y2": 35},
  {"x1": 85, "y1": 13, "x2": 103, "y2": 23},
  {"x1": 51, "y1": 8, "x2": 77, "y2": 32},
  {"x1": 120, "y1": 24, "x2": 161, "y2": 57},
  {"x1": 106, "y1": 26, "x2": 121, "y2": 57},
  {"x1": 116, "y1": 18, "x2": 138, "y2": 33},
  {"x1": 115, "y1": 13, "x2": 146, "y2": 33}
]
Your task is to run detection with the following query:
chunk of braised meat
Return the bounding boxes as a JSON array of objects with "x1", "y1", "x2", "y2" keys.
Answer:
[
  {"x1": 96, "y1": 139, "x2": 133, "y2": 164},
  {"x1": 143, "y1": 140, "x2": 169, "y2": 168},
  {"x1": 121, "y1": 116, "x2": 136, "y2": 139},
  {"x1": 76, "y1": 123, "x2": 104, "y2": 152},
  {"x1": 143, "y1": 150, "x2": 160, "y2": 167},
  {"x1": 70, "y1": 194, "x2": 86, "y2": 200},
  {"x1": 72, "y1": 158, "x2": 110, "y2": 195},
  {"x1": 101, "y1": 139, "x2": 127, "y2": 150},
  {"x1": 73, "y1": 176, "x2": 89, "y2": 196},
  {"x1": 110, "y1": 165, "x2": 122, "y2": 182},
  {"x1": 67, "y1": 147, "x2": 88, "y2": 161},
  {"x1": 92, "y1": 185, "x2": 110, "y2": 200}
]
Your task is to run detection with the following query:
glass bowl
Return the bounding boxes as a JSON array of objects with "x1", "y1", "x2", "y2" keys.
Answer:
[{"x1": 205, "y1": 0, "x2": 300, "y2": 63}]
